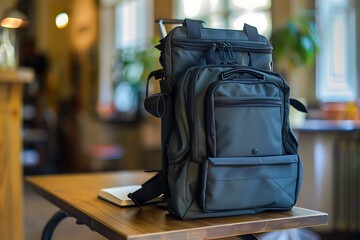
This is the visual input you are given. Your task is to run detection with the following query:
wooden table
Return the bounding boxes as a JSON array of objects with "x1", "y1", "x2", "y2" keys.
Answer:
[
  {"x1": 0, "y1": 68, "x2": 33, "y2": 240},
  {"x1": 26, "y1": 171, "x2": 328, "y2": 240}
]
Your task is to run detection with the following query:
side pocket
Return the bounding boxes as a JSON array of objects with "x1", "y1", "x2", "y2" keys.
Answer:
[
  {"x1": 200, "y1": 155, "x2": 300, "y2": 212},
  {"x1": 285, "y1": 128, "x2": 299, "y2": 154},
  {"x1": 167, "y1": 124, "x2": 182, "y2": 164},
  {"x1": 144, "y1": 93, "x2": 167, "y2": 117},
  {"x1": 167, "y1": 89, "x2": 190, "y2": 164}
]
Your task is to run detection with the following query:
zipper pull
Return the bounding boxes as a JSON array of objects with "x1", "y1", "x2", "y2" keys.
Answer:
[
  {"x1": 226, "y1": 43, "x2": 234, "y2": 60},
  {"x1": 220, "y1": 72, "x2": 228, "y2": 80},
  {"x1": 206, "y1": 43, "x2": 218, "y2": 64},
  {"x1": 217, "y1": 42, "x2": 225, "y2": 60}
]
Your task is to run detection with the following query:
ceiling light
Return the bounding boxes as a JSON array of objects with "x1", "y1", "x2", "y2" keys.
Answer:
[
  {"x1": 0, "y1": 9, "x2": 28, "y2": 28},
  {"x1": 55, "y1": 12, "x2": 69, "y2": 29}
]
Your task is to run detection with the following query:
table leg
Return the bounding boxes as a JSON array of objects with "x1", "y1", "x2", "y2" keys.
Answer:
[{"x1": 41, "y1": 210, "x2": 69, "y2": 240}]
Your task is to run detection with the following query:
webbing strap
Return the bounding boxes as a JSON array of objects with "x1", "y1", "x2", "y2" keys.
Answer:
[
  {"x1": 144, "y1": 69, "x2": 172, "y2": 118},
  {"x1": 128, "y1": 173, "x2": 164, "y2": 206},
  {"x1": 183, "y1": 18, "x2": 202, "y2": 39},
  {"x1": 146, "y1": 69, "x2": 164, "y2": 98},
  {"x1": 243, "y1": 23, "x2": 260, "y2": 42},
  {"x1": 290, "y1": 98, "x2": 308, "y2": 113}
]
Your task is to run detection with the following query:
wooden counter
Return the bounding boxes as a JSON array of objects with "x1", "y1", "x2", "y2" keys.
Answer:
[{"x1": 0, "y1": 68, "x2": 33, "y2": 240}]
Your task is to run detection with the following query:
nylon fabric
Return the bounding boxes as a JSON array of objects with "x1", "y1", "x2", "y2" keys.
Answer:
[{"x1": 131, "y1": 18, "x2": 305, "y2": 220}]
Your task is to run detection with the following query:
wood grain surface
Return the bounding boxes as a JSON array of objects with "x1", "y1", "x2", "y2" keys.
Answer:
[
  {"x1": 26, "y1": 171, "x2": 328, "y2": 240},
  {"x1": 0, "y1": 69, "x2": 33, "y2": 240}
]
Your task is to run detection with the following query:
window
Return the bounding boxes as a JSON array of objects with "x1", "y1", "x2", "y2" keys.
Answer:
[
  {"x1": 98, "y1": 0, "x2": 153, "y2": 120},
  {"x1": 114, "y1": 0, "x2": 153, "y2": 49},
  {"x1": 316, "y1": 0, "x2": 358, "y2": 102},
  {"x1": 177, "y1": 0, "x2": 272, "y2": 37}
]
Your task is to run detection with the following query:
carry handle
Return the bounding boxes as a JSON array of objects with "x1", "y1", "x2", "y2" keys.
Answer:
[
  {"x1": 184, "y1": 19, "x2": 260, "y2": 41},
  {"x1": 243, "y1": 23, "x2": 260, "y2": 41},
  {"x1": 156, "y1": 19, "x2": 260, "y2": 41},
  {"x1": 155, "y1": 19, "x2": 184, "y2": 38},
  {"x1": 221, "y1": 68, "x2": 265, "y2": 80},
  {"x1": 155, "y1": 19, "x2": 205, "y2": 38}
]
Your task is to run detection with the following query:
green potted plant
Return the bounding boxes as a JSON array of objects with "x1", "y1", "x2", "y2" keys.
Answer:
[
  {"x1": 111, "y1": 43, "x2": 159, "y2": 122},
  {"x1": 270, "y1": 13, "x2": 319, "y2": 70},
  {"x1": 270, "y1": 13, "x2": 320, "y2": 124}
]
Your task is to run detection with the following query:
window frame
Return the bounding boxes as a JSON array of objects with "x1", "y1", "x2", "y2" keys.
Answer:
[
  {"x1": 316, "y1": 0, "x2": 358, "y2": 102},
  {"x1": 98, "y1": 0, "x2": 153, "y2": 119},
  {"x1": 176, "y1": 0, "x2": 272, "y2": 37}
]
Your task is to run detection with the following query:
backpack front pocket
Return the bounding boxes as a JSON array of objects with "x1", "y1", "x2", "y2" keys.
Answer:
[
  {"x1": 206, "y1": 81, "x2": 283, "y2": 157},
  {"x1": 200, "y1": 155, "x2": 300, "y2": 212}
]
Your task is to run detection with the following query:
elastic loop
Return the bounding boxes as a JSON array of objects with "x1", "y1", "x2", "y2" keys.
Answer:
[{"x1": 146, "y1": 69, "x2": 164, "y2": 98}]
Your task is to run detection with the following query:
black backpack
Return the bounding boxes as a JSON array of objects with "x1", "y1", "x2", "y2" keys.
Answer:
[{"x1": 128, "y1": 19, "x2": 306, "y2": 219}]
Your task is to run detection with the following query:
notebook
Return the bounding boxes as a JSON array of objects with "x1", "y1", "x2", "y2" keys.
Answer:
[{"x1": 98, "y1": 185, "x2": 162, "y2": 207}]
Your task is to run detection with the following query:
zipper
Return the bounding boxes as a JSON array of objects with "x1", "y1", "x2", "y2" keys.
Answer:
[
  {"x1": 184, "y1": 66, "x2": 282, "y2": 163},
  {"x1": 208, "y1": 80, "x2": 282, "y2": 111},
  {"x1": 188, "y1": 67, "x2": 203, "y2": 163},
  {"x1": 215, "y1": 98, "x2": 282, "y2": 107},
  {"x1": 225, "y1": 43, "x2": 234, "y2": 59},
  {"x1": 183, "y1": 65, "x2": 214, "y2": 163},
  {"x1": 170, "y1": 69, "x2": 193, "y2": 164},
  {"x1": 172, "y1": 39, "x2": 273, "y2": 53},
  {"x1": 209, "y1": 80, "x2": 280, "y2": 96}
]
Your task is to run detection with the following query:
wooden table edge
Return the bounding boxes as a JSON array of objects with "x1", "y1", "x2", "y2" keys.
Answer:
[
  {"x1": 126, "y1": 207, "x2": 329, "y2": 240},
  {"x1": 25, "y1": 174, "x2": 329, "y2": 240}
]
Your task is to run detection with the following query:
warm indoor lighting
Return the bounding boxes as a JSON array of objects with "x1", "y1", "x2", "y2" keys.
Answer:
[
  {"x1": 182, "y1": 0, "x2": 202, "y2": 17},
  {"x1": 232, "y1": 0, "x2": 270, "y2": 10},
  {"x1": 233, "y1": 12, "x2": 269, "y2": 35},
  {"x1": 0, "y1": 9, "x2": 28, "y2": 69},
  {"x1": 0, "y1": 9, "x2": 28, "y2": 28},
  {"x1": 1, "y1": 17, "x2": 24, "y2": 28},
  {"x1": 55, "y1": 12, "x2": 69, "y2": 29}
]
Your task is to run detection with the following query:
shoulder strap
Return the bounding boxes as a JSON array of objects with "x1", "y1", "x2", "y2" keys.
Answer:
[{"x1": 127, "y1": 172, "x2": 164, "y2": 206}]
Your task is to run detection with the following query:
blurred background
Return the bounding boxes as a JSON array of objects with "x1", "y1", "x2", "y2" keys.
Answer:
[{"x1": 0, "y1": 0, "x2": 359, "y2": 239}]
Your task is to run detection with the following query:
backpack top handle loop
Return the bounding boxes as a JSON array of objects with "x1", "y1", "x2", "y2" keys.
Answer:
[
  {"x1": 156, "y1": 19, "x2": 260, "y2": 42},
  {"x1": 183, "y1": 19, "x2": 260, "y2": 42},
  {"x1": 156, "y1": 19, "x2": 184, "y2": 38},
  {"x1": 183, "y1": 18, "x2": 204, "y2": 39},
  {"x1": 155, "y1": 19, "x2": 205, "y2": 38},
  {"x1": 221, "y1": 68, "x2": 265, "y2": 81},
  {"x1": 243, "y1": 23, "x2": 261, "y2": 42}
]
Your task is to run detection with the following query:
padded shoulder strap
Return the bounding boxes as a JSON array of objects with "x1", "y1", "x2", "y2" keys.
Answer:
[
  {"x1": 243, "y1": 23, "x2": 260, "y2": 42},
  {"x1": 183, "y1": 18, "x2": 203, "y2": 39}
]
